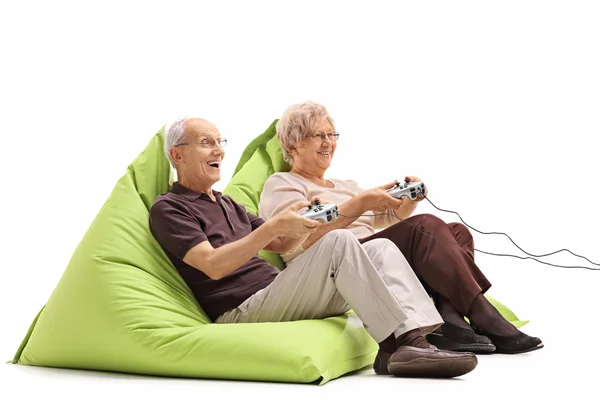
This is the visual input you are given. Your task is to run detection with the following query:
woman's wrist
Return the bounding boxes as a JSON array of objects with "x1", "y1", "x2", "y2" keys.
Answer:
[{"x1": 354, "y1": 191, "x2": 371, "y2": 214}]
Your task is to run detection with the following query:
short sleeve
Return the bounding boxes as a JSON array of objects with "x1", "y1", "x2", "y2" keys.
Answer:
[
  {"x1": 223, "y1": 195, "x2": 266, "y2": 231},
  {"x1": 149, "y1": 198, "x2": 208, "y2": 261},
  {"x1": 258, "y1": 174, "x2": 309, "y2": 220},
  {"x1": 246, "y1": 211, "x2": 266, "y2": 230}
]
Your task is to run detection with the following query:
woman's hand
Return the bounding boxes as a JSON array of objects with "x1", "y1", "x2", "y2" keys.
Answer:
[
  {"x1": 404, "y1": 175, "x2": 428, "y2": 201},
  {"x1": 358, "y1": 180, "x2": 406, "y2": 212},
  {"x1": 387, "y1": 176, "x2": 428, "y2": 219}
]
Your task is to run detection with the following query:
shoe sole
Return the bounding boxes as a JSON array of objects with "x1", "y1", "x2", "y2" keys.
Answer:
[
  {"x1": 494, "y1": 343, "x2": 544, "y2": 355},
  {"x1": 427, "y1": 333, "x2": 496, "y2": 354},
  {"x1": 388, "y1": 355, "x2": 478, "y2": 379}
]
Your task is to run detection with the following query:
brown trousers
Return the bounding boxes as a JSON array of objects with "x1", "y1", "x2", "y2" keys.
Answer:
[{"x1": 359, "y1": 214, "x2": 492, "y2": 316}]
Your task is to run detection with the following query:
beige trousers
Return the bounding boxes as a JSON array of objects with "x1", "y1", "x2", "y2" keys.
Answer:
[{"x1": 215, "y1": 230, "x2": 443, "y2": 343}]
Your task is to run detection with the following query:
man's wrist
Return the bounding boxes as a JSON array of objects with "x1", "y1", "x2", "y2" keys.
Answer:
[{"x1": 263, "y1": 218, "x2": 282, "y2": 238}]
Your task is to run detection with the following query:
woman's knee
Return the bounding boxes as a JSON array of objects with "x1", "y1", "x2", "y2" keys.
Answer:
[
  {"x1": 448, "y1": 222, "x2": 472, "y2": 238},
  {"x1": 415, "y1": 213, "x2": 446, "y2": 230}
]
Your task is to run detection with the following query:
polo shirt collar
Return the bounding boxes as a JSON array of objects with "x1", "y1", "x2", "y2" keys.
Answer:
[{"x1": 171, "y1": 182, "x2": 222, "y2": 201}]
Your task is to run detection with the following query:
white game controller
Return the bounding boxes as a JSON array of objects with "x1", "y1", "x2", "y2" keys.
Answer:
[
  {"x1": 300, "y1": 200, "x2": 339, "y2": 223},
  {"x1": 387, "y1": 179, "x2": 426, "y2": 200}
]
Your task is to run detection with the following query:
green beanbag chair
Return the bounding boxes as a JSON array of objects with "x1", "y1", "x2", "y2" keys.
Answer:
[
  {"x1": 223, "y1": 119, "x2": 291, "y2": 270},
  {"x1": 10, "y1": 126, "x2": 378, "y2": 384},
  {"x1": 222, "y1": 119, "x2": 529, "y2": 329}
]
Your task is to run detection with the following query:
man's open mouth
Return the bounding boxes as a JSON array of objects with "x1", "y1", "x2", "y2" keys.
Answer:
[{"x1": 207, "y1": 160, "x2": 221, "y2": 169}]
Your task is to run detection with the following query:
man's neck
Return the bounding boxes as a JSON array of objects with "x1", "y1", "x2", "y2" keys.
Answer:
[{"x1": 178, "y1": 177, "x2": 216, "y2": 200}]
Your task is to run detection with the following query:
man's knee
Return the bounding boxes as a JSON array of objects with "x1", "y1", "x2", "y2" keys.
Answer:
[
  {"x1": 362, "y1": 238, "x2": 405, "y2": 268},
  {"x1": 315, "y1": 230, "x2": 361, "y2": 275},
  {"x1": 322, "y1": 229, "x2": 358, "y2": 246},
  {"x1": 362, "y1": 238, "x2": 396, "y2": 258}
]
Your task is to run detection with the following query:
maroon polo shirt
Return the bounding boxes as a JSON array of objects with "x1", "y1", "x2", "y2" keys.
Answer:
[{"x1": 149, "y1": 182, "x2": 279, "y2": 321}]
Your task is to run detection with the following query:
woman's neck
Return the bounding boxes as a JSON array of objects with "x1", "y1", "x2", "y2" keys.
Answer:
[{"x1": 291, "y1": 166, "x2": 329, "y2": 187}]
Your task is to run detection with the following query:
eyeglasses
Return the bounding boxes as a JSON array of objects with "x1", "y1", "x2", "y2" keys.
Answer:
[
  {"x1": 174, "y1": 137, "x2": 228, "y2": 149},
  {"x1": 306, "y1": 132, "x2": 340, "y2": 142}
]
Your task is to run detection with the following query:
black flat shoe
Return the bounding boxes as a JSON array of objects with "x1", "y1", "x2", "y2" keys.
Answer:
[
  {"x1": 426, "y1": 323, "x2": 496, "y2": 354},
  {"x1": 472, "y1": 327, "x2": 544, "y2": 354}
]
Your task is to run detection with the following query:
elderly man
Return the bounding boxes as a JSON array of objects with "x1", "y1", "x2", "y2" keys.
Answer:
[{"x1": 148, "y1": 117, "x2": 478, "y2": 379}]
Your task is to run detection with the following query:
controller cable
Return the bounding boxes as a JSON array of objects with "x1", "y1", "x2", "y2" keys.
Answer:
[{"x1": 337, "y1": 196, "x2": 599, "y2": 271}]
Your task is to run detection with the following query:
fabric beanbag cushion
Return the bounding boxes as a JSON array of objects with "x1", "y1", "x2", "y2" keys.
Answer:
[
  {"x1": 223, "y1": 119, "x2": 291, "y2": 270},
  {"x1": 10, "y1": 127, "x2": 379, "y2": 384},
  {"x1": 222, "y1": 119, "x2": 529, "y2": 329}
]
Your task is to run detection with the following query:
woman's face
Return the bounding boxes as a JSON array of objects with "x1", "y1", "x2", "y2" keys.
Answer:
[{"x1": 292, "y1": 119, "x2": 337, "y2": 175}]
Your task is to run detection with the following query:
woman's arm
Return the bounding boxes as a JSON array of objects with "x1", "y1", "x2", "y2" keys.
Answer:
[
  {"x1": 259, "y1": 174, "x2": 404, "y2": 252},
  {"x1": 259, "y1": 174, "x2": 370, "y2": 252},
  {"x1": 379, "y1": 176, "x2": 427, "y2": 226},
  {"x1": 297, "y1": 193, "x2": 368, "y2": 249}
]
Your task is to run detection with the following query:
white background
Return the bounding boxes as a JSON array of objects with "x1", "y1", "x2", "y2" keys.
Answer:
[{"x1": 1, "y1": 1, "x2": 599, "y2": 398}]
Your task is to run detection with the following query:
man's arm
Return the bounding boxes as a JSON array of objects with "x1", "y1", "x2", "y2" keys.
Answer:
[
  {"x1": 150, "y1": 199, "x2": 280, "y2": 280},
  {"x1": 295, "y1": 194, "x2": 367, "y2": 250},
  {"x1": 183, "y1": 220, "x2": 281, "y2": 280},
  {"x1": 263, "y1": 233, "x2": 311, "y2": 254},
  {"x1": 151, "y1": 198, "x2": 319, "y2": 280},
  {"x1": 244, "y1": 207, "x2": 307, "y2": 254}
]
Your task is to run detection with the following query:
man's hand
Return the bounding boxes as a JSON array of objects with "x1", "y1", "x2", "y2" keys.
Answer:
[
  {"x1": 358, "y1": 180, "x2": 406, "y2": 212},
  {"x1": 268, "y1": 201, "x2": 323, "y2": 238}
]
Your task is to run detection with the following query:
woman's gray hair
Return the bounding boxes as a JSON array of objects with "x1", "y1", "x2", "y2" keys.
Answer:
[
  {"x1": 276, "y1": 101, "x2": 336, "y2": 165},
  {"x1": 163, "y1": 118, "x2": 190, "y2": 168}
]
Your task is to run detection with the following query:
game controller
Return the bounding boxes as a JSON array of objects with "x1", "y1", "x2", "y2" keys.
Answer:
[
  {"x1": 387, "y1": 179, "x2": 427, "y2": 200},
  {"x1": 300, "y1": 199, "x2": 339, "y2": 223}
]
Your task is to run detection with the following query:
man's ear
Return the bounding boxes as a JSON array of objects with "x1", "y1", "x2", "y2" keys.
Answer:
[{"x1": 169, "y1": 147, "x2": 184, "y2": 165}]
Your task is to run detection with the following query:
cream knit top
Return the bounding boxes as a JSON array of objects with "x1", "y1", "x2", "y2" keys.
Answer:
[{"x1": 258, "y1": 172, "x2": 398, "y2": 264}]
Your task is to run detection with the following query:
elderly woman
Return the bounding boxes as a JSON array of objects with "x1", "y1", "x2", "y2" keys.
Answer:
[
  {"x1": 149, "y1": 117, "x2": 478, "y2": 379},
  {"x1": 258, "y1": 101, "x2": 543, "y2": 355}
]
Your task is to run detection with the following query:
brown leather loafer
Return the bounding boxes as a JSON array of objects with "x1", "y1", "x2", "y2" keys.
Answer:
[
  {"x1": 373, "y1": 350, "x2": 392, "y2": 375},
  {"x1": 387, "y1": 345, "x2": 478, "y2": 378}
]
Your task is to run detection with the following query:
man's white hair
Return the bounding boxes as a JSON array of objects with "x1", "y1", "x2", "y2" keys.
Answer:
[
  {"x1": 276, "y1": 101, "x2": 336, "y2": 165},
  {"x1": 163, "y1": 117, "x2": 190, "y2": 168}
]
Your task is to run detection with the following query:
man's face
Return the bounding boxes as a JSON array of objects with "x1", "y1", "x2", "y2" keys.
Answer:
[{"x1": 172, "y1": 118, "x2": 226, "y2": 185}]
